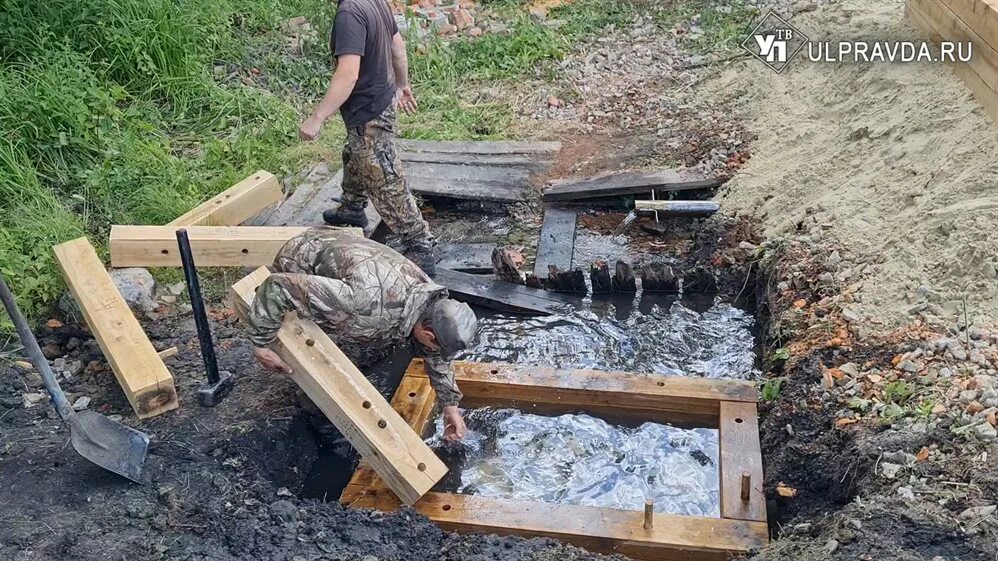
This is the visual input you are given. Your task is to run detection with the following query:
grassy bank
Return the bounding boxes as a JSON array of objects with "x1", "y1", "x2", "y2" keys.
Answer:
[{"x1": 2, "y1": 0, "x2": 740, "y2": 327}]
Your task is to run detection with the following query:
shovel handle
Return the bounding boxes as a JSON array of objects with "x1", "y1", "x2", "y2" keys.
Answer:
[{"x1": 0, "y1": 272, "x2": 74, "y2": 422}]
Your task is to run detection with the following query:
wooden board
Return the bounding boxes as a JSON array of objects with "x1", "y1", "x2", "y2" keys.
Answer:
[
  {"x1": 533, "y1": 207, "x2": 577, "y2": 278},
  {"x1": 169, "y1": 170, "x2": 283, "y2": 227},
  {"x1": 108, "y1": 225, "x2": 361, "y2": 268},
  {"x1": 401, "y1": 152, "x2": 551, "y2": 167},
  {"x1": 261, "y1": 170, "x2": 382, "y2": 237},
  {"x1": 432, "y1": 268, "x2": 580, "y2": 315},
  {"x1": 634, "y1": 200, "x2": 721, "y2": 216},
  {"x1": 942, "y1": 0, "x2": 998, "y2": 56},
  {"x1": 544, "y1": 169, "x2": 721, "y2": 202},
  {"x1": 398, "y1": 139, "x2": 562, "y2": 155},
  {"x1": 343, "y1": 487, "x2": 768, "y2": 561},
  {"x1": 407, "y1": 162, "x2": 529, "y2": 203},
  {"x1": 408, "y1": 359, "x2": 756, "y2": 427},
  {"x1": 229, "y1": 267, "x2": 446, "y2": 505},
  {"x1": 52, "y1": 238, "x2": 178, "y2": 419},
  {"x1": 912, "y1": 0, "x2": 998, "y2": 93},
  {"x1": 719, "y1": 402, "x2": 766, "y2": 522},
  {"x1": 110, "y1": 225, "x2": 305, "y2": 268},
  {"x1": 909, "y1": 1, "x2": 998, "y2": 123},
  {"x1": 436, "y1": 243, "x2": 497, "y2": 274}
]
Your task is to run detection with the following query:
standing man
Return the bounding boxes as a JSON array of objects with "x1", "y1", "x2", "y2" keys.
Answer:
[{"x1": 299, "y1": 0, "x2": 435, "y2": 274}]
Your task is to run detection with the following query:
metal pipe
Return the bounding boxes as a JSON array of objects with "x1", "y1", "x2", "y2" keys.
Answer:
[{"x1": 176, "y1": 229, "x2": 221, "y2": 385}]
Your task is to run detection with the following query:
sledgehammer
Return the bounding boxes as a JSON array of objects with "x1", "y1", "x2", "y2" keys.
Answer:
[{"x1": 176, "y1": 229, "x2": 234, "y2": 407}]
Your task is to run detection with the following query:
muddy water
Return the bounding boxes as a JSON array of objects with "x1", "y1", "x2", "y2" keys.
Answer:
[
  {"x1": 429, "y1": 408, "x2": 720, "y2": 516},
  {"x1": 464, "y1": 295, "x2": 759, "y2": 379}
]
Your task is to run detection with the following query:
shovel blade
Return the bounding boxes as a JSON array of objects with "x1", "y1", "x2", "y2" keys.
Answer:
[{"x1": 70, "y1": 411, "x2": 150, "y2": 484}]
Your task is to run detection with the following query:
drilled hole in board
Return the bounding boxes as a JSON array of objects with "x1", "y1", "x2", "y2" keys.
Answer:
[
  {"x1": 362, "y1": 401, "x2": 372, "y2": 409},
  {"x1": 305, "y1": 339, "x2": 315, "y2": 347},
  {"x1": 417, "y1": 462, "x2": 426, "y2": 472},
  {"x1": 657, "y1": 381, "x2": 665, "y2": 387},
  {"x1": 377, "y1": 419, "x2": 387, "y2": 429},
  {"x1": 735, "y1": 418, "x2": 744, "y2": 424},
  {"x1": 442, "y1": 505, "x2": 452, "y2": 511},
  {"x1": 490, "y1": 369, "x2": 499, "y2": 374},
  {"x1": 241, "y1": 249, "x2": 249, "y2": 254},
  {"x1": 408, "y1": 392, "x2": 417, "y2": 398},
  {"x1": 161, "y1": 249, "x2": 169, "y2": 255}
]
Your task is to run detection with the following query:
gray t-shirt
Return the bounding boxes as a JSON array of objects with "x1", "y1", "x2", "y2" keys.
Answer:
[{"x1": 331, "y1": 0, "x2": 399, "y2": 128}]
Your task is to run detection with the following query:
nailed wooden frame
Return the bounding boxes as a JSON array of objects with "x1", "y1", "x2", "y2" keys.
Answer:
[{"x1": 341, "y1": 360, "x2": 767, "y2": 561}]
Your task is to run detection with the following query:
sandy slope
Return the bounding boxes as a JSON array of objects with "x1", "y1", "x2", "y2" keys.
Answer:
[{"x1": 709, "y1": 0, "x2": 998, "y2": 331}]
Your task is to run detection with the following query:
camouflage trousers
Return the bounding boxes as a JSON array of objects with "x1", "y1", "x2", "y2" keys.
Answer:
[{"x1": 341, "y1": 104, "x2": 432, "y2": 249}]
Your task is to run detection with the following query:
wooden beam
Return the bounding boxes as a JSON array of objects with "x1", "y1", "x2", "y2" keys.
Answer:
[
  {"x1": 110, "y1": 225, "x2": 306, "y2": 268},
  {"x1": 169, "y1": 170, "x2": 283, "y2": 227},
  {"x1": 406, "y1": 359, "x2": 756, "y2": 427},
  {"x1": 229, "y1": 267, "x2": 446, "y2": 505},
  {"x1": 343, "y1": 371, "x2": 439, "y2": 497},
  {"x1": 433, "y1": 268, "x2": 580, "y2": 315},
  {"x1": 912, "y1": 0, "x2": 998, "y2": 93},
  {"x1": 398, "y1": 139, "x2": 562, "y2": 155},
  {"x1": 719, "y1": 402, "x2": 766, "y2": 522},
  {"x1": 544, "y1": 169, "x2": 721, "y2": 202},
  {"x1": 157, "y1": 347, "x2": 179, "y2": 360},
  {"x1": 401, "y1": 152, "x2": 551, "y2": 167},
  {"x1": 908, "y1": 1, "x2": 998, "y2": 123},
  {"x1": 533, "y1": 207, "x2": 577, "y2": 278},
  {"x1": 343, "y1": 487, "x2": 768, "y2": 561},
  {"x1": 941, "y1": 0, "x2": 998, "y2": 60},
  {"x1": 109, "y1": 225, "x2": 361, "y2": 268},
  {"x1": 52, "y1": 238, "x2": 178, "y2": 419}
]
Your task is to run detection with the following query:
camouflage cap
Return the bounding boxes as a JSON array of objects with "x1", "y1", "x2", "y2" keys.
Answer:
[{"x1": 430, "y1": 299, "x2": 479, "y2": 359}]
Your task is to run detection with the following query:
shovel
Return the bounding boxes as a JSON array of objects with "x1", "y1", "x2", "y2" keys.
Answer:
[{"x1": 0, "y1": 272, "x2": 149, "y2": 483}]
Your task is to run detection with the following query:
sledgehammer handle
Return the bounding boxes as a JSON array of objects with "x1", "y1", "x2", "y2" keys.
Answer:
[{"x1": 176, "y1": 229, "x2": 221, "y2": 385}]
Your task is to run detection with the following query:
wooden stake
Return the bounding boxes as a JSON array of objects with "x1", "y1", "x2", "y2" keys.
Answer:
[
  {"x1": 643, "y1": 499, "x2": 654, "y2": 530},
  {"x1": 157, "y1": 347, "x2": 179, "y2": 360},
  {"x1": 741, "y1": 472, "x2": 751, "y2": 502}
]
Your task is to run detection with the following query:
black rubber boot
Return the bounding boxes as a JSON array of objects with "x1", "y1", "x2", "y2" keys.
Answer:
[
  {"x1": 404, "y1": 243, "x2": 437, "y2": 276},
  {"x1": 322, "y1": 204, "x2": 369, "y2": 229}
]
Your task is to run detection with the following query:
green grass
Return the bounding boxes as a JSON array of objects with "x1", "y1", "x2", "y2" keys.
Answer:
[
  {"x1": 0, "y1": 0, "x2": 637, "y2": 328},
  {"x1": 653, "y1": 0, "x2": 759, "y2": 53}
]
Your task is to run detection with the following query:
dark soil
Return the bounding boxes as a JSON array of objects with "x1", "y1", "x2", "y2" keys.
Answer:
[{"x1": 0, "y1": 311, "x2": 622, "y2": 561}]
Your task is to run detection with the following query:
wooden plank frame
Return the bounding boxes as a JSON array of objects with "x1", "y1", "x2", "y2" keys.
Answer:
[{"x1": 342, "y1": 359, "x2": 767, "y2": 561}]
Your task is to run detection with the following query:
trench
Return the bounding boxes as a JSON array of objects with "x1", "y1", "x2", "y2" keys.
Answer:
[{"x1": 300, "y1": 223, "x2": 763, "y2": 510}]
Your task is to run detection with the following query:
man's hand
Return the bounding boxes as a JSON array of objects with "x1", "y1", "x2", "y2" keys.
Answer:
[
  {"x1": 254, "y1": 346, "x2": 293, "y2": 375},
  {"x1": 298, "y1": 116, "x2": 323, "y2": 141},
  {"x1": 395, "y1": 86, "x2": 417, "y2": 114},
  {"x1": 442, "y1": 405, "x2": 466, "y2": 442}
]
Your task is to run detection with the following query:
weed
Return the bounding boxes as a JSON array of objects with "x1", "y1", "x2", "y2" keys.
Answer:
[
  {"x1": 883, "y1": 380, "x2": 916, "y2": 405},
  {"x1": 760, "y1": 377, "x2": 785, "y2": 402}
]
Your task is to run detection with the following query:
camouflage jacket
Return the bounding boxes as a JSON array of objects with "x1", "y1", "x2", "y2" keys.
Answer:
[{"x1": 247, "y1": 227, "x2": 463, "y2": 406}]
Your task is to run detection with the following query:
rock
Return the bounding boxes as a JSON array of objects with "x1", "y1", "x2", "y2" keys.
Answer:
[
  {"x1": 528, "y1": 6, "x2": 547, "y2": 20},
  {"x1": 41, "y1": 342, "x2": 62, "y2": 360},
  {"x1": 959, "y1": 505, "x2": 996, "y2": 520},
  {"x1": 361, "y1": 556, "x2": 379, "y2": 561},
  {"x1": 897, "y1": 486, "x2": 916, "y2": 501},
  {"x1": 822, "y1": 540, "x2": 839, "y2": 554},
  {"x1": 72, "y1": 396, "x2": 91, "y2": 411},
  {"x1": 897, "y1": 360, "x2": 919, "y2": 373},
  {"x1": 276, "y1": 487, "x2": 293, "y2": 497},
  {"x1": 840, "y1": 362, "x2": 860, "y2": 377},
  {"x1": 22, "y1": 392, "x2": 48, "y2": 408},
  {"x1": 23, "y1": 372, "x2": 44, "y2": 388},
  {"x1": 14, "y1": 360, "x2": 33, "y2": 371},
  {"x1": 827, "y1": 250, "x2": 841, "y2": 266},
  {"x1": 974, "y1": 422, "x2": 997, "y2": 440},
  {"x1": 842, "y1": 307, "x2": 861, "y2": 323},
  {"x1": 880, "y1": 462, "x2": 902, "y2": 479},
  {"x1": 109, "y1": 268, "x2": 158, "y2": 313},
  {"x1": 269, "y1": 500, "x2": 298, "y2": 523},
  {"x1": 468, "y1": 26, "x2": 483, "y2": 37},
  {"x1": 452, "y1": 8, "x2": 474, "y2": 29}
]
